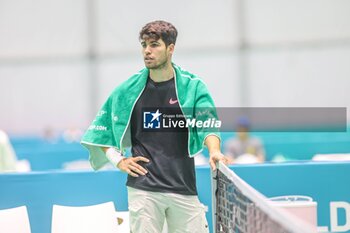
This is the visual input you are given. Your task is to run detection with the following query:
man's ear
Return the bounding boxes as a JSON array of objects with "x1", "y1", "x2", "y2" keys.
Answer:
[{"x1": 168, "y1": 44, "x2": 175, "y2": 54}]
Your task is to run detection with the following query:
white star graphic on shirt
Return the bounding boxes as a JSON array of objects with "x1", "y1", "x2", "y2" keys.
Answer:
[{"x1": 150, "y1": 109, "x2": 162, "y2": 122}]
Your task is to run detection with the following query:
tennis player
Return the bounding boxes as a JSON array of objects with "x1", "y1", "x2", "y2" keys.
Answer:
[{"x1": 81, "y1": 20, "x2": 228, "y2": 233}]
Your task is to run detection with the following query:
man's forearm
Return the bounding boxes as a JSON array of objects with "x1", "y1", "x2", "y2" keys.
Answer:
[
  {"x1": 205, "y1": 135, "x2": 230, "y2": 170},
  {"x1": 205, "y1": 135, "x2": 221, "y2": 154},
  {"x1": 101, "y1": 147, "x2": 125, "y2": 167}
]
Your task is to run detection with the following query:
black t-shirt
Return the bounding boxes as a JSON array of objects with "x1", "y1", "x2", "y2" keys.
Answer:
[{"x1": 126, "y1": 77, "x2": 197, "y2": 195}]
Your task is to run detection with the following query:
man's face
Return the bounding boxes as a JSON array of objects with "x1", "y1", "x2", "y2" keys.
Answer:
[{"x1": 141, "y1": 37, "x2": 174, "y2": 70}]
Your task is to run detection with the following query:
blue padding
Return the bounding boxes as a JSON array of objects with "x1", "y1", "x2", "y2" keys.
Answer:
[
  {"x1": 1, "y1": 162, "x2": 350, "y2": 233},
  {"x1": 12, "y1": 139, "x2": 89, "y2": 171},
  {"x1": 9, "y1": 130, "x2": 350, "y2": 171}
]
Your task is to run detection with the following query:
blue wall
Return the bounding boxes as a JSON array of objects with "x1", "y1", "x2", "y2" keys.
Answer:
[
  {"x1": 10, "y1": 130, "x2": 350, "y2": 171},
  {"x1": 1, "y1": 162, "x2": 350, "y2": 233}
]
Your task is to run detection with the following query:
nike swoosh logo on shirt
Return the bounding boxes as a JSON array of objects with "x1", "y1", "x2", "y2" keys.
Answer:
[{"x1": 169, "y1": 98, "x2": 178, "y2": 105}]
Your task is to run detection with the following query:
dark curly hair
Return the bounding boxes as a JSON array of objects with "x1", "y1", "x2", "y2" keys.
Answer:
[{"x1": 139, "y1": 20, "x2": 178, "y2": 47}]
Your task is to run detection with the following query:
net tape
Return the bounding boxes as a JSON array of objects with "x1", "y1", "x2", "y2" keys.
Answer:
[{"x1": 213, "y1": 161, "x2": 315, "y2": 233}]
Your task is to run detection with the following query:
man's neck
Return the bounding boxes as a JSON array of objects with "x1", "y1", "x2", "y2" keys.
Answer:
[{"x1": 149, "y1": 62, "x2": 174, "y2": 82}]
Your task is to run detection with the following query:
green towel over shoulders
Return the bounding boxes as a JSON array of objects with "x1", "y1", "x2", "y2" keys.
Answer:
[{"x1": 81, "y1": 64, "x2": 221, "y2": 170}]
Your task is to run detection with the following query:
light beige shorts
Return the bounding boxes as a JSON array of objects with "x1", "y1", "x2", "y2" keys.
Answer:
[{"x1": 128, "y1": 187, "x2": 209, "y2": 233}]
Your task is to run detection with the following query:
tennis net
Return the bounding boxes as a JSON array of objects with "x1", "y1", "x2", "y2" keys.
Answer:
[{"x1": 212, "y1": 161, "x2": 316, "y2": 233}]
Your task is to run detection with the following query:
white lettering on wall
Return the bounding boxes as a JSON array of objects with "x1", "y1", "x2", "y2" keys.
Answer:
[
  {"x1": 330, "y1": 202, "x2": 350, "y2": 232},
  {"x1": 317, "y1": 201, "x2": 350, "y2": 233}
]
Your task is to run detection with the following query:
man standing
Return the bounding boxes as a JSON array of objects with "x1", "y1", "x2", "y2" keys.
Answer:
[{"x1": 81, "y1": 20, "x2": 227, "y2": 233}]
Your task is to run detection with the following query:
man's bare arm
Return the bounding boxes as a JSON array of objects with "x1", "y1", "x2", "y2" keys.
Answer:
[
  {"x1": 205, "y1": 135, "x2": 230, "y2": 171},
  {"x1": 101, "y1": 147, "x2": 149, "y2": 177}
]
